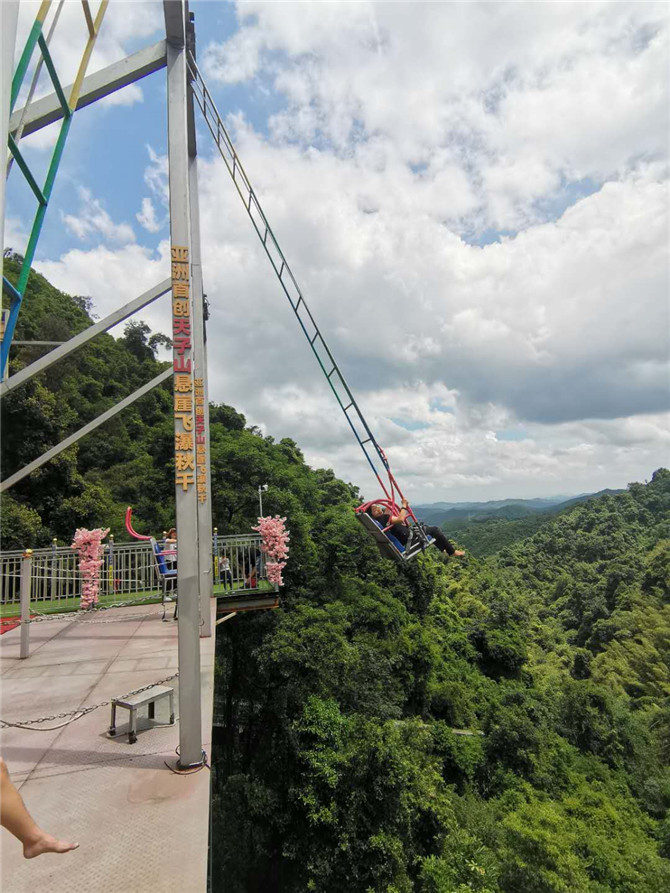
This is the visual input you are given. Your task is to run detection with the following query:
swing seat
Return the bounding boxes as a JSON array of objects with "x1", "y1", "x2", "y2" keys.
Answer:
[{"x1": 356, "y1": 512, "x2": 435, "y2": 563}]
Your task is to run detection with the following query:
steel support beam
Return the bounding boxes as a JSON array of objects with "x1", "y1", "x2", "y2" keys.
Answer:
[
  {"x1": 0, "y1": 368, "x2": 172, "y2": 492},
  {"x1": 0, "y1": 278, "x2": 171, "y2": 395},
  {"x1": 165, "y1": 0, "x2": 187, "y2": 46},
  {"x1": 186, "y1": 19, "x2": 212, "y2": 638},
  {"x1": 8, "y1": 40, "x2": 167, "y2": 139},
  {"x1": 165, "y1": 0, "x2": 203, "y2": 770},
  {"x1": 189, "y1": 154, "x2": 212, "y2": 638}
]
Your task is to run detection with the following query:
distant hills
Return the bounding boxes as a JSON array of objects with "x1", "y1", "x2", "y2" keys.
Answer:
[{"x1": 413, "y1": 489, "x2": 625, "y2": 527}]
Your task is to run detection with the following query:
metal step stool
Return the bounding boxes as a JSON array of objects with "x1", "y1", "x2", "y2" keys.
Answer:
[{"x1": 108, "y1": 685, "x2": 175, "y2": 744}]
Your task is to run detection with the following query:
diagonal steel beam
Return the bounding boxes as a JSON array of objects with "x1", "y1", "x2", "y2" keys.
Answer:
[
  {"x1": 8, "y1": 39, "x2": 167, "y2": 138},
  {"x1": 0, "y1": 278, "x2": 171, "y2": 395},
  {"x1": 0, "y1": 368, "x2": 172, "y2": 492}
]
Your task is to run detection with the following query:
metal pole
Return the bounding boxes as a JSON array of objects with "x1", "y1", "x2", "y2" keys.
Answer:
[
  {"x1": 259, "y1": 486, "x2": 263, "y2": 518},
  {"x1": 186, "y1": 10, "x2": 212, "y2": 637},
  {"x1": 165, "y1": 0, "x2": 203, "y2": 769},
  {"x1": 189, "y1": 153, "x2": 212, "y2": 638},
  {"x1": 50, "y1": 537, "x2": 57, "y2": 602},
  {"x1": 20, "y1": 549, "x2": 32, "y2": 659},
  {"x1": 108, "y1": 533, "x2": 115, "y2": 595}
]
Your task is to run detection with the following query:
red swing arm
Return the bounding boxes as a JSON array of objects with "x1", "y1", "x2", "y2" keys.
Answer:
[
  {"x1": 125, "y1": 506, "x2": 152, "y2": 541},
  {"x1": 354, "y1": 447, "x2": 420, "y2": 529}
]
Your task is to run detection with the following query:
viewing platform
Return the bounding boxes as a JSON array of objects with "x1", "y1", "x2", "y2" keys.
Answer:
[{"x1": 0, "y1": 601, "x2": 216, "y2": 893}]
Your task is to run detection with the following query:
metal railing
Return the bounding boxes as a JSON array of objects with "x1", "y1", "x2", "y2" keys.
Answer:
[
  {"x1": 0, "y1": 533, "x2": 270, "y2": 608},
  {"x1": 212, "y1": 532, "x2": 272, "y2": 592}
]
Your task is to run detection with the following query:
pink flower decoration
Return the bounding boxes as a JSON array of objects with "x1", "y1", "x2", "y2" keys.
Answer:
[
  {"x1": 252, "y1": 516, "x2": 290, "y2": 587},
  {"x1": 71, "y1": 527, "x2": 110, "y2": 609}
]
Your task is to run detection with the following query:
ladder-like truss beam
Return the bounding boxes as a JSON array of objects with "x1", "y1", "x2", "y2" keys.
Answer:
[
  {"x1": 0, "y1": 278, "x2": 171, "y2": 396},
  {"x1": 188, "y1": 55, "x2": 388, "y2": 491},
  {"x1": 0, "y1": 368, "x2": 172, "y2": 493},
  {"x1": 8, "y1": 39, "x2": 167, "y2": 139}
]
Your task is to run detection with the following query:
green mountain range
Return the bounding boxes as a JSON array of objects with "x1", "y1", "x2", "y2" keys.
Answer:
[{"x1": 414, "y1": 490, "x2": 626, "y2": 528}]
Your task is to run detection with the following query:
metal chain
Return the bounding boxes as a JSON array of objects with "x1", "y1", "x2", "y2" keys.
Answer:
[
  {"x1": 24, "y1": 607, "x2": 166, "y2": 625},
  {"x1": 12, "y1": 595, "x2": 168, "y2": 625},
  {"x1": 0, "y1": 673, "x2": 179, "y2": 731}
]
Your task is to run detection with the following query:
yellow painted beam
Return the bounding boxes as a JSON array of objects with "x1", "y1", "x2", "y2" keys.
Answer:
[
  {"x1": 35, "y1": 1, "x2": 53, "y2": 25},
  {"x1": 68, "y1": 0, "x2": 109, "y2": 111},
  {"x1": 81, "y1": 0, "x2": 95, "y2": 38}
]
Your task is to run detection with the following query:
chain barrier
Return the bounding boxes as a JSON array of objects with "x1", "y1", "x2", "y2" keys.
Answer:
[
  {"x1": 26, "y1": 609, "x2": 166, "y2": 626},
  {"x1": 2, "y1": 595, "x2": 167, "y2": 626},
  {"x1": 0, "y1": 672, "x2": 180, "y2": 731}
]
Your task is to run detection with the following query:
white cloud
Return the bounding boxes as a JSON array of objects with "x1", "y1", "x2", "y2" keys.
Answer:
[
  {"x1": 27, "y1": 1, "x2": 670, "y2": 502},
  {"x1": 143, "y1": 146, "x2": 169, "y2": 206},
  {"x1": 61, "y1": 187, "x2": 136, "y2": 244},
  {"x1": 205, "y1": 1, "x2": 668, "y2": 235},
  {"x1": 3, "y1": 217, "x2": 27, "y2": 254},
  {"x1": 136, "y1": 197, "x2": 162, "y2": 234}
]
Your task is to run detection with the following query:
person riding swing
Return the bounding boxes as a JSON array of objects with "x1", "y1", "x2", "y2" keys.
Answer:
[{"x1": 367, "y1": 497, "x2": 465, "y2": 558}]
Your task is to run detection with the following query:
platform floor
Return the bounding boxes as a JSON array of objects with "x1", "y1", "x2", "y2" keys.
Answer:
[{"x1": 0, "y1": 602, "x2": 216, "y2": 893}]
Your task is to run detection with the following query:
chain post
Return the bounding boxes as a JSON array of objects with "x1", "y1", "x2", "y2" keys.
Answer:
[
  {"x1": 20, "y1": 548, "x2": 32, "y2": 658},
  {"x1": 50, "y1": 536, "x2": 58, "y2": 602},
  {"x1": 108, "y1": 532, "x2": 115, "y2": 596}
]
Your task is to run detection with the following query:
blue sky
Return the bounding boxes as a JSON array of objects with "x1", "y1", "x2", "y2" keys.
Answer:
[{"x1": 6, "y1": 1, "x2": 669, "y2": 502}]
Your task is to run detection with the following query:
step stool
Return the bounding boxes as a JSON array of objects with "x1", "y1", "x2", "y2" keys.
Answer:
[{"x1": 108, "y1": 685, "x2": 175, "y2": 744}]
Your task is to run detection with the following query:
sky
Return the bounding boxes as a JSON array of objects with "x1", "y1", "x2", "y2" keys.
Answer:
[{"x1": 6, "y1": 0, "x2": 670, "y2": 503}]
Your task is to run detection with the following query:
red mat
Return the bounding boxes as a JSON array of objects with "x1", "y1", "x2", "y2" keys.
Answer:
[{"x1": 0, "y1": 616, "x2": 34, "y2": 635}]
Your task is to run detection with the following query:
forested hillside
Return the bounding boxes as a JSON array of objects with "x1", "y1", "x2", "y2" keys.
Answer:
[
  {"x1": 2, "y1": 262, "x2": 669, "y2": 892},
  {"x1": 211, "y1": 469, "x2": 670, "y2": 892}
]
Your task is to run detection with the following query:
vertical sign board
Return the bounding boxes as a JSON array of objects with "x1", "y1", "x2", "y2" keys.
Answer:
[
  {"x1": 171, "y1": 246, "x2": 195, "y2": 482},
  {"x1": 188, "y1": 155, "x2": 213, "y2": 636},
  {"x1": 194, "y1": 377, "x2": 207, "y2": 502}
]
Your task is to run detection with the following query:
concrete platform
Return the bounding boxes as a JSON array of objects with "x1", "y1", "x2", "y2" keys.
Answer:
[{"x1": 0, "y1": 602, "x2": 216, "y2": 893}]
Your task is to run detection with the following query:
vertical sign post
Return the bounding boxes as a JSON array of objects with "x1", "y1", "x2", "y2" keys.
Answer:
[
  {"x1": 166, "y1": 15, "x2": 203, "y2": 768},
  {"x1": 189, "y1": 154, "x2": 213, "y2": 637}
]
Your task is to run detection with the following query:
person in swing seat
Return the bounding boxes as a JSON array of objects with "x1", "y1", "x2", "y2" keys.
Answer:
[{"x1": 368, "y1": 498, "x2": 465, "y2": 557}]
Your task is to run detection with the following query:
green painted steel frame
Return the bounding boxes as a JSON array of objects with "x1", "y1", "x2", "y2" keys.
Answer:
[
  {"x1": 3, "y1": 25, "x2": 74, "y2": 377},
  {"x1": 37, "y1": 33, "x2": 71, "y2": 118},
  {"x1": 10, "y1": 19, "x2": 45, "y2": 113},
  {"x1": 7, "y1": 135, "x2": 46, "y2": 205}
]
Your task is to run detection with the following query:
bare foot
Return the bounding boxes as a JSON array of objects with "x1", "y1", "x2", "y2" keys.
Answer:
[
  {"x1": 453, "y1": 550, "x2": 465, "y2": 557},
  {"x1": 23, "y1": 833, "x2": 79, "y2": 859}
]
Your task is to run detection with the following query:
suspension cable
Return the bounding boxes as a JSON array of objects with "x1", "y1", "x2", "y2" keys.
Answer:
[{"x1": 186, "y1": 53, "x2": 403, "y2": 501}]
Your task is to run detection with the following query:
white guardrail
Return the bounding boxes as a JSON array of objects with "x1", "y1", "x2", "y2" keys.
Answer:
[{"x1": 0, "y1": 533, "x2": 268, "y2": 608}]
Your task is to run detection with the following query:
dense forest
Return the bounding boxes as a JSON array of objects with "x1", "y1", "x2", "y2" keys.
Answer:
[{"x1": 2, "y1": 259, "x2": 669, "y2": 892}]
